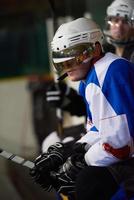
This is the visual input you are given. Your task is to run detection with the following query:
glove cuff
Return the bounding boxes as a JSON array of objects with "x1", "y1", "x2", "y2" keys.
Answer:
[{"x1": 73, "y1": 142, "x2": 90, "y2": 154}]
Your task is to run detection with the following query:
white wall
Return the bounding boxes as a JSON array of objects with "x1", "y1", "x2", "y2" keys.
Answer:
[{"x1": 0, "y1": 78, "x2": 38, "y2": 157}]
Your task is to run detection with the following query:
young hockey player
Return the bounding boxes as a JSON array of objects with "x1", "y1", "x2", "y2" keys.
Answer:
[
  {"x1": 46, "y1": 0, "x2": 134, "y2": 118},
  {"x1": 30, "y1": 17, "x2": 134, "y2": 200}
]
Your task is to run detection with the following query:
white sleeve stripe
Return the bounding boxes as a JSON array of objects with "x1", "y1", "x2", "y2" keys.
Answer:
[
  {"x1": 46, "y1": 97, "x2": 60, "y2": 101},
  {"x1": 46, "y1": 91, "x2": 60, "y2": 95}
]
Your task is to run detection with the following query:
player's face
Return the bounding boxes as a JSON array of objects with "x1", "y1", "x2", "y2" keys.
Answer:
[
  {"x1": 108, "y1": 16, "x2": 131, "y2": 41},
  {"x1": 52, "y1": 43, "x2": 95, "y2": 81},
  {"x1": 63, "y1": 60, "x2": 91, "y2": 81}
]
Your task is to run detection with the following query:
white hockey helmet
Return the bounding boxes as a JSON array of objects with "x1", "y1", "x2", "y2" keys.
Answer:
[
  {"x1": 105, "y1": 0, "x2": 134, "y2": 46},
  {"x1": 51, "y1": 18, "x2": 104, "y2": 73},
  {"x1": 107, "y1": 0, "x2": 134, "y2": 24}
]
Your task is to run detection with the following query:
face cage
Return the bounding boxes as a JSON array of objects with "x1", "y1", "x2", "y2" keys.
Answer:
[{"x1": 52, "y1": 43, "x2": 95, "y2": 73}]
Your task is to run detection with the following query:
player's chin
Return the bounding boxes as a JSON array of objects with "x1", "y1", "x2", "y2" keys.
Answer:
[
  {"x1": 66, "y1": 70, "x2": 82, "y2": 81},
  {"x1": 68, "y1": 74, "x2": 81, "y2": 81}
]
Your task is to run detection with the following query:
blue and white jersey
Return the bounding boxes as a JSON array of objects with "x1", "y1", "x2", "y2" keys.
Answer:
[{"x1": 78, "y1": 52, "x2": 134, "y2": 166}]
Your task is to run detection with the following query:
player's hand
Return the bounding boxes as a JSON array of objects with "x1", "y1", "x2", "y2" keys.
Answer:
[
  {"x1": 30, "y1": 166, "x2": 53, "y2": 191},
  {"x1": 51, "y1": 153, "x2": 87, "y2": 195},
  {"x1": 29, "y1": 142, "x2": 66, "y2": 190}
]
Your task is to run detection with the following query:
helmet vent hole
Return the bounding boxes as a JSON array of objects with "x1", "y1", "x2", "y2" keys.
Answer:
[
  {"x1": 57, "y1": 48, "x2": 59, "y2": 50},
  {"x1": 58, "y1": 36, "x2": 63, "y2": 38},
  {"x1": 64, "y1": 45, "x2": 66, "y2": 48}
]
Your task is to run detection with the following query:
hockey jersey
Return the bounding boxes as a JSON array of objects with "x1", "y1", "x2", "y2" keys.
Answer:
[{"x1": 78, "y1": 52, "x2": 134, "y2": 166}]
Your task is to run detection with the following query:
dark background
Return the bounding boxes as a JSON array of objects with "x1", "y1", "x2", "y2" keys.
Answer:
[{"x1": 0, "y1": 0, "x2": 113, "y2": 78}]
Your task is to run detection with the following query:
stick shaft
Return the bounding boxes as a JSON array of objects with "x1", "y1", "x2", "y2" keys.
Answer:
[{"x1": 0, "y1": 148, "x2": 34, "y2": 169}]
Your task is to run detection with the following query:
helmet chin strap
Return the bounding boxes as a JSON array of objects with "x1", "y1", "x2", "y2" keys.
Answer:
[
  {"x1": 106, "y1": 34, "x2": 134, "y2": 47},
  {"x1": 111, "y1": 39, "x2": 134, "y2": 47}
]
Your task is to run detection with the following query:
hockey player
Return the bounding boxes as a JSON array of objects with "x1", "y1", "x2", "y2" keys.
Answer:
[
  {"x1": 104, "y1": 0, "x2": 134, "y2": 62},
  {"x1": 103, "y1": 1, "x2": 134, "y2": 199},
  {"x1": 45, "y1": 2, "x2": 134, "y2": 198},
  {"x1": 30, "y1": 17, "x2": 134, "y2": 199},
  {"x1": 46, "y1": 0, "x2": 134, "y2": 119}
]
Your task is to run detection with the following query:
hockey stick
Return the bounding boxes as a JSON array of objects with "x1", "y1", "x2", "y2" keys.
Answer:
[{"x1": 0, "y1": 148, "x2": 34, "y2": 169}]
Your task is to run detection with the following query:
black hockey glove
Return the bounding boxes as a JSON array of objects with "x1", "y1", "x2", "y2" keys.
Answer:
[
  {"x1": 51, "y1": 153, "x2": 87, "y2": 195},
  {"x1": 30, "y1": 165, "x2": 53, "y2": 191},
  {"x1": 30, "y1": 142, "x2": 68, "y2": 190},
  {"x1": 46, "y1": 82, "x2": 70, "y2": 108}
]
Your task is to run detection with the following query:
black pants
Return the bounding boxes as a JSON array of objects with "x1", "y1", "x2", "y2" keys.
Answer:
[
  {"x1": 76, "y1": 166, "x2": 119, "y2": 200},
  {"x1": 109, "y1": 158, "x2": 134, "y2": 199}
]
